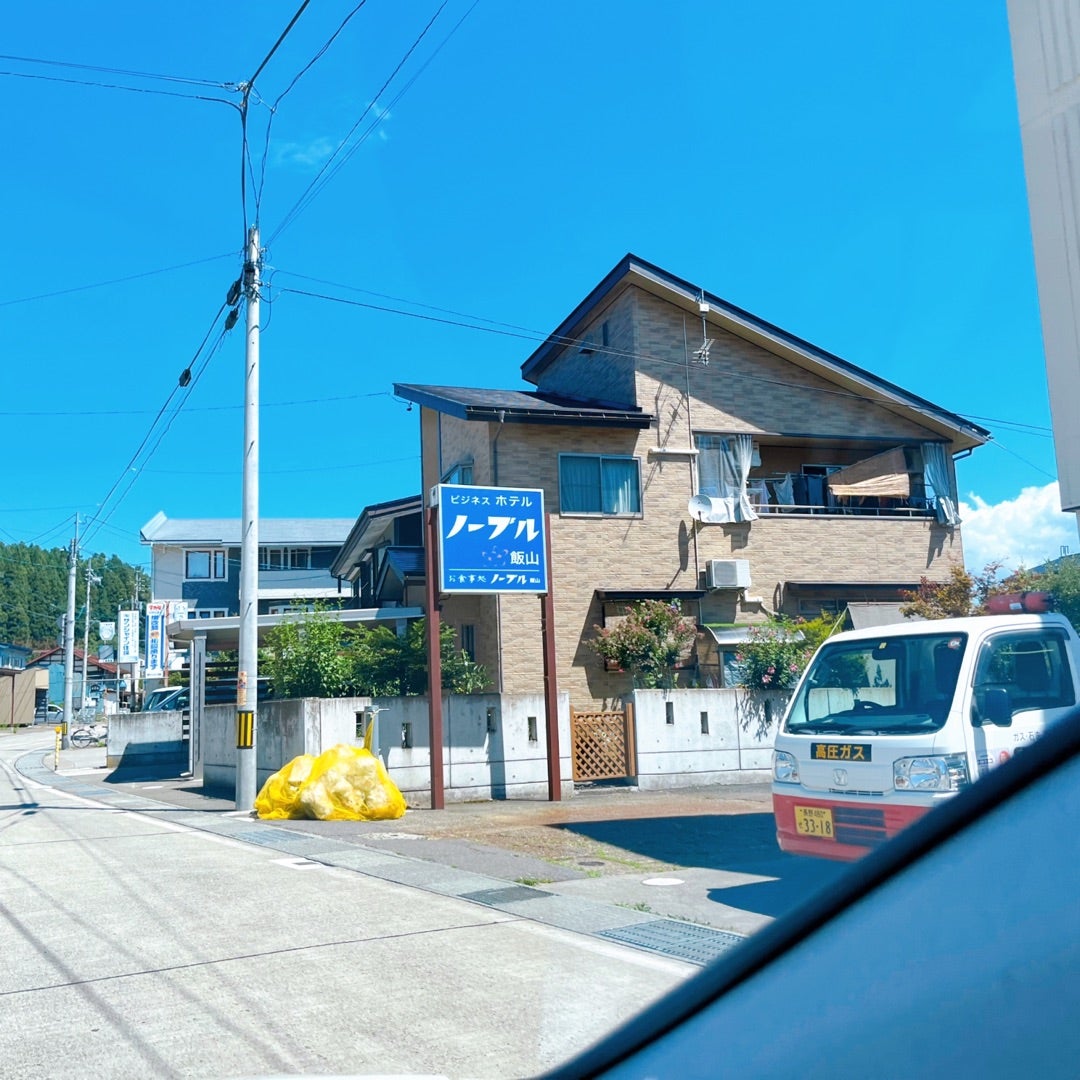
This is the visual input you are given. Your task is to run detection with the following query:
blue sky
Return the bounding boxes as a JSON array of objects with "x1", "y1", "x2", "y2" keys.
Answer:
[{"x1": 1, "y1": 1, "x2": 1073, "y2": 574}]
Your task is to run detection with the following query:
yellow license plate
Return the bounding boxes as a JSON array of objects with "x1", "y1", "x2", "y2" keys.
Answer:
[{"x1": 794, "y1": 806, "x2": 835, "y2": 838}]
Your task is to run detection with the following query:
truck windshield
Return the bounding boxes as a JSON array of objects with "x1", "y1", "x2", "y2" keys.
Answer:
[{"x1": 785, "y1": 632, "x2": 968, "y2": 736}]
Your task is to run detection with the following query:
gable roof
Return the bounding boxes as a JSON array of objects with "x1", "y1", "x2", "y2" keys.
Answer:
[
  {"x1": 520, "y1": 253, "x2": 990, "y2": 452},
  {"x1": 392, "y1": 384, "x2": 652, "y2": 428},
  {"x1": 141, "y1": 512, "x2": 354, "y2": 547},
  {"x1": 28, "y1": 647, "x2": 117, "y2": 674}
]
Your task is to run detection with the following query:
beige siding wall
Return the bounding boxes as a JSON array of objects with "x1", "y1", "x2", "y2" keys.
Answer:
[
  {"x1": 438, "y1": 414, "x2": 493, "y2": 485},
  {"x1": 634, "y1": 291, "x2": 943, "y2": 443},
  {"x1": 529, "y1": 289, "x2": 638, "y2": 404}
]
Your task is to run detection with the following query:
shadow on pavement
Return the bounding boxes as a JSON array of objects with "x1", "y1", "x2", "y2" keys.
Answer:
[
  {"x1": 555, "y1": 812, "x2": 852, "y2": 917},
  {"x1": 553, "y1": 813, "x2": 782, "y2": 872}
]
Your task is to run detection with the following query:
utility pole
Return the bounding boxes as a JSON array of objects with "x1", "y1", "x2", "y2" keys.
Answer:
[
  {"x1": 235, "y1": 225, "x2": 260, "y2": 811},
  {"x1": 61, "y1": 515, "x2": 79, "y2": 747},
  {"x1": 79, "y1": 562, "x2": 101, "y2": 713}
]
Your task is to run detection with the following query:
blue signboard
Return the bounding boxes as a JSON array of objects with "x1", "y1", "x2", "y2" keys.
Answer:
[{"x1": 437, "y1": 484, "x2": 548, "y2": 594}]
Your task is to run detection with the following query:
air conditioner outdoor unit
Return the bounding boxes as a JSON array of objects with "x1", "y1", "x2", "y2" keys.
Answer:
[{"x1": 706, "y1": 558, "x2": 751, "y2": 590}]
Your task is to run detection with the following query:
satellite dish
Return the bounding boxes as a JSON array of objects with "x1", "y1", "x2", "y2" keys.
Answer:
[{"x1": 688, "y1": 495, "x2": 713, "y2": 521}]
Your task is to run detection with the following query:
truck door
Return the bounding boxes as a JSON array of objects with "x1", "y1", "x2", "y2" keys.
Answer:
[{"x1": 968, "y1": 628, "x2": 1077, "y2": 779}]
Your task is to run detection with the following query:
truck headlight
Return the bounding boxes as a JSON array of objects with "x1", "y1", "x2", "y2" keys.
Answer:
[
  {"x1": 773, "y1": 750, "x2": 800, "y2": 784},
  {"x1": 893, "y1": 754, "x2": 969, "y2": 792}
]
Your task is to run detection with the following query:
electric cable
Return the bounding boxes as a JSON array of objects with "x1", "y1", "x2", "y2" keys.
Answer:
[
  {"x1": 0, "y1": 252, "x2": 235, "y2": 309},
  {"x1": 254, "y1": 1, "x2": 370, "y2": 216},
  {"x1": 272, "y1": 282, "x2": 994, "y2": 433},
  {"x1": 267, "y1": 1, "x2": 454, "y2": 245},
  {"x1": 83, "y1": 319, "x2": 235, "y2": 546},
  {"x1": 292, "y1": 0, "x2": 479, "y2": 225},
  {"x1": 79, "y1": 302, "x2": 230, "y2": 549},
  {"x1": 0, "y1": 52, "x2": 235, "y2": 89},
  {"x1": 0, "y1": 68, "x2": 237, "y2": 107},
  {"x1": 238, "y1": 0, "x2": 312, "y2": 235}
]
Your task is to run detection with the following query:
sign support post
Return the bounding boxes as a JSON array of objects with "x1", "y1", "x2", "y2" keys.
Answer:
[
  {"x1": 425, "y1": 501, "x2": 445, "y2": 809},
  {"x1": 540, "y1": 512, "x2": 561, "y2": 800}
]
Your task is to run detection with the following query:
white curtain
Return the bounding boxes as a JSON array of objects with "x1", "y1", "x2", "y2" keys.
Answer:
[
  {"x1": 728, "y1": 434, "x2": 758, "y2": 522},
  {"x1": 922, "y1": 442, "x2": 960, "y2": 526},
  {"x1": 696, "y1": 434, "x2": 758, "y2": 522}
]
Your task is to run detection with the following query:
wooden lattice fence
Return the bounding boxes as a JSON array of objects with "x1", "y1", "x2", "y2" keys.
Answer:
[{"x1": 570, "y1": 705, "x2": 636, "y2": 781}]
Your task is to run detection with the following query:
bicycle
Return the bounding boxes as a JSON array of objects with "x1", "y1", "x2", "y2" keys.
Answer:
[{"x1": 69, "y1": 721, "x2": 108, "y2": 748}]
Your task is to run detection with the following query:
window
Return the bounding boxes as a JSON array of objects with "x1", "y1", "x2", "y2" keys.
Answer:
[
  {"x1": 259, "y1": 547, "x2": 311, "y2": 570},
  {"x1": 194, "y1": 608, "x2": 228, "y2": 619},
  {"x1": 185, "y1": 549, "x2": 226, "y2": 580},
  {"x1": 460, "y1": 624, "x2": 476, "y2": 661},
  {"x1": 559, "y1": 454, "x2": 641, "y2": 515},
  {"x1": 972, "y1": 630, "x2": 1076, "y2": 722},
  {"x1": 268, "y1": 603, "x2": 316, "y2": 615},
  {"x1": 442, "y1": 461, "x2": 473, "y2": 485}
]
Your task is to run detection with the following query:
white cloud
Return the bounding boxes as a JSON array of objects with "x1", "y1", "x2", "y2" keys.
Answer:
[
  {"x1": 959, "y1": 482, "x2": 1079, "y2": 573},
  {"x1": 272, "y1": 136, "x2": 338, "y2": 170}
]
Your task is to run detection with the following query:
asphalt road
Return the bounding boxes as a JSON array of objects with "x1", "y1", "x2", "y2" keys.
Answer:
[{"x1": 1, "y1": 730, "x2": 694, "y2": 1079}]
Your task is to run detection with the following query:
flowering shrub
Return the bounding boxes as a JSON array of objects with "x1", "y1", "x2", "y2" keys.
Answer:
[
  {"x1": 591, "y1": 599, "x2": 699, "y2": 689},
  {"x1": 733, "y1": 618, "x2": 814, "y2": 691}
]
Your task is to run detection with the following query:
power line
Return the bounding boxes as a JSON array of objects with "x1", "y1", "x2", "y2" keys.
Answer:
[
  {"x1": 80, "y1": 302, "x2": 231, "y2": 549},
  {"x1": 254, "y1": 0, "x2": 370, "y2": 218},
  {"x1": 142, "y1": 453, "x2": 420, "y2": 477},
  {"x1": 983, "y1": 438, "x2": 1058, "y2": 481},
  {"x1": 270, "y1": 3, "x2": 460, "y2": 244},
  {"x1": 271, "y1": 282, "x2": 1002, "y2": 431},
  {"x1": 963, "y1": 414, "x2": 1054, "y2": 435},
  {"x1": 0, "y1": 390, "x2": 394, "y2": 418},
  {"x1": 83, "y1": 322, "x2": 234, "y2": 550},
  {"x1": 0, "y1": 68, "x2": 238, "y2": 107},
  {"x1": 0, "y1": 52, "x2": 236, "y2": 89},
  {"x1": 0, "y1": 252, "x2": 235, "y2": 309},
  {"x1": 239, "y1": 0, "x2": 312, "y2": 235}
]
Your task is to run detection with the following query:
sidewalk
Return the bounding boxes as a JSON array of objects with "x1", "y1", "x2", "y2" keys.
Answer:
[{"x1": 20, "y1": 740, "x2": 846, "y2": 958}]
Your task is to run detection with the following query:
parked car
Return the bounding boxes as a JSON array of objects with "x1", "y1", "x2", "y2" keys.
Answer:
[
  {"x1": 140, "y1": 687, "x2": 189, "y2": 712},
  {"x1": 34, "y1": 703, "x2": 64, "y2": 725}
]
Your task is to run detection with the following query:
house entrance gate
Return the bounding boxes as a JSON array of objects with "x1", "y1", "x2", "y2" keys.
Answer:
[{"x1": 570, "y1": 705, "x2": 636, "y2": 782}]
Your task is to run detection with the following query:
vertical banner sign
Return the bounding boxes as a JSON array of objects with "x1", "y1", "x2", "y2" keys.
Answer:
[
  {"x1": 145, "y1": 601, "x2": 166, "y2": 678},
  {"x1": 437, "y1": 484, "x2": 548, "y2": 594},
  {"x1": 117, "y1": 610, "x2": 140, "y2": 664}
]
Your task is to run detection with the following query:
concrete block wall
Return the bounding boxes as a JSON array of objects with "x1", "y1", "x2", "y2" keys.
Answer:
[
  {"x1": 199, "y1": 692, "x2": 573, "y2": 803},
  {"x1": 106, "y1": 710, "x2": 189, "y2": 772},
  {"x1": 630, "y1": 688, "x2": 788, "y2": 788}
]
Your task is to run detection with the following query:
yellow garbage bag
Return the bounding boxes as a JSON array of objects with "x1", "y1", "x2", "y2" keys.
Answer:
[
  {"x1": 254, "y1": 726, "x2": 406, "y2": 822},
  {"x1": 254, "y1": 753, "x2": 315, "y2": 819}
]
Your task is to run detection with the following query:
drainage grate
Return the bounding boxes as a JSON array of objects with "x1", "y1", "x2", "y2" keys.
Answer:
[
  {"x1": 599, "y1": 920, "x2": 745, "y2": 966},
  {"x1": 460, "y1": 885, "x2": 554, "y2": 906}
]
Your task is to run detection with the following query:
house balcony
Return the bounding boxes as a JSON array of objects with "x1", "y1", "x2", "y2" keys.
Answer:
[{"x1": 257, "y1": 567, "x2": 342, "y2": 601}]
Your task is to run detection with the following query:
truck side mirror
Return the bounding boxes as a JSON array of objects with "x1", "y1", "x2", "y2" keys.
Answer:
[{"x1": 982, "y1": 688, "x2": 1013, "y2": 728}]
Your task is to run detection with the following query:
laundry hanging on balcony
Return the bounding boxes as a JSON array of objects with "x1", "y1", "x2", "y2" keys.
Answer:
[{"x1": 827, "y1": 448, "x2": 911, "y2": 499}]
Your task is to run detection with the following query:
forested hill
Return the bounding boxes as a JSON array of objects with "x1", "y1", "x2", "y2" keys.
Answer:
[{"x1": 0, "y1": 542, "x2": 141, "y2": 652}]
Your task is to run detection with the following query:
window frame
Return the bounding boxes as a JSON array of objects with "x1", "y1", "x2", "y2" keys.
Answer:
[
  {"x1": 184, "y1": 548, "x2": 227, "y2": 582},
  {"x1": 558, "y1": 452, "x2": 642, "y2": 517}
]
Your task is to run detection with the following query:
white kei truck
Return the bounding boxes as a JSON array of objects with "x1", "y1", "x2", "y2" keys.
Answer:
[{"x1": 772, "y1": 594, "x2": 1080, "y2": 860}]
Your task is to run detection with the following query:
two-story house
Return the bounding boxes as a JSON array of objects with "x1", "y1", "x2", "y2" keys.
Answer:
[
  {"x1": 140, "y1": 513, "x2": 355, "y2": 618},
  {"x1": 330, "y1": 494, "x2": 425, "y2": 612},
  {"x1": 379, "y1": 254, "x2": 987, "y2": 709}
]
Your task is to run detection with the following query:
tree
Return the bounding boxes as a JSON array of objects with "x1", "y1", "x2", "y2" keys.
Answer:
[
  {"x1": 899, "y1": 563, "x2": 1007, "y2": 620},
  {"x1": 261, "y1": 609, "x2": 490, "y2": 699},
  {"x1": 590, "y1": 599, "x2": 698, "y2": 689}
]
